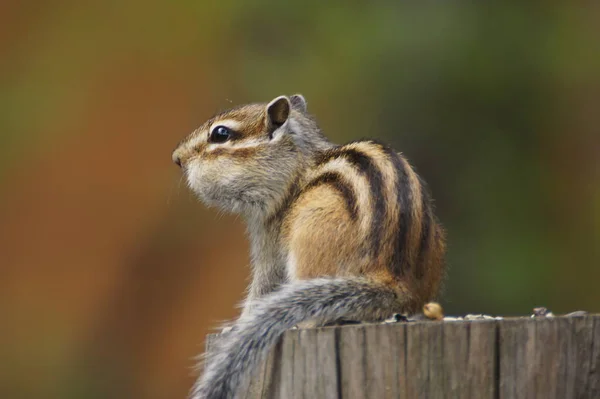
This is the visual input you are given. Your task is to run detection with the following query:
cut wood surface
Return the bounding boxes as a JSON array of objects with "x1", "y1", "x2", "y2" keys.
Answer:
[{"x1": 205, "y1": 315, "x2": 600, "y2": 399}]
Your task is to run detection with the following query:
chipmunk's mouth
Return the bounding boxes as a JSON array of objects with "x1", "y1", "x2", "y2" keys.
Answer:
[{"x1": 183, "y1": 163, "x2": 201, "y2": 191}]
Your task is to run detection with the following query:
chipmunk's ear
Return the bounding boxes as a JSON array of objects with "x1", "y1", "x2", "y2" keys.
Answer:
[
  {"x1": 290, "y1": 94, "x2": 307, "y2": 113},
  {"x1": 266, "y1": 96, "x2": 291, "y2": 128}
]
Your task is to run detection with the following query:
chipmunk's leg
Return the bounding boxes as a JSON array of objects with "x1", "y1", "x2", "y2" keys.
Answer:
[{"x1": 240, "y1": 255, "x2": 287, "y2": 319}]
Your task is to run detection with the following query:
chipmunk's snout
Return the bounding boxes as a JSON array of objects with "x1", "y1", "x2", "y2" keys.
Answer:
[
  {"x1": 173, "y1": 156, "x2": 182, "y2": 168},
  {"x1": 172, "y1": 148, "x2": 184, "y2": 168},
  {"x1": 172, "y1": 154, "x2": 181, "y2": 168}
]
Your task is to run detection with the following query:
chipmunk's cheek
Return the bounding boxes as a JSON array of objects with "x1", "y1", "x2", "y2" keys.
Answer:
[
  {"x1": 184, "y1": 160, "x2": 208, "y2": 194},
  {"x1": 184, "y1": 160, "x2": 227, "y2": 203}
]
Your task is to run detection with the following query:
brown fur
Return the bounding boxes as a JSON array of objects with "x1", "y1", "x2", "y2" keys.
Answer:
[
  {"x1": 173, "y1": 94, "x2": 446, "y2": 399},
  {"x1": 173, "y1": 94, "x2": 446, "y2": 311}
]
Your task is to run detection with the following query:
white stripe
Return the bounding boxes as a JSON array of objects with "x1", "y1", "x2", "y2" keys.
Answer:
[
  {"x1": 205, "y1": 137, "x2": 269, "y2": 152},
  {"x1": 310, "y1": 157, "x2": 372, "y2": 233},
  {"x1": 209, "y1": 119, "x2": 242, "y2": 132}
]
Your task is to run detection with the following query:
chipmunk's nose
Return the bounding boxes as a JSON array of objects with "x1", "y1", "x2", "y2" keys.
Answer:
[
  {"x1": 173, "y1": 156, "x2": 182, "y2": 168},
  {"x1": 172, "y1": 149, "x2": 183, "y2": 168}
]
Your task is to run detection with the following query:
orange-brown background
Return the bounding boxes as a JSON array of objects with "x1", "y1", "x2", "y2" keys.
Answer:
[{"x1": 1, "y1": 3, "x2": 599, "y2": 398}]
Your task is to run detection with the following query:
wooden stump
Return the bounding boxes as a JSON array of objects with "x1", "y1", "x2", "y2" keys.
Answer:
[{"x1": 204, "y1": 315, "x2": 600, "y2": 399}]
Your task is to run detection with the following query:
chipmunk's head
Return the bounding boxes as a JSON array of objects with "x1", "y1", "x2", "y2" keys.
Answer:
[{"x1": 172, "y1": 94, "x2": 330, "y2": 217}]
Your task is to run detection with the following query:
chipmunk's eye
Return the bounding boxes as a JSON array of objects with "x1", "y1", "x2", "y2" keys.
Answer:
[{"x1": 209, "y1": 126, "x2": 232, "y2": 143}]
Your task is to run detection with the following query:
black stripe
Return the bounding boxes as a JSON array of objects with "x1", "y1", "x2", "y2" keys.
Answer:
[
  {"x1": 304, "y1": 172, "x2": 358, "y2": 220},
  {"x1": 268, "y1": 175, "x2": 302, "y2": 227},
  {"x1": 316, "y1": 145, "x2": 386, "y2": 255},
  {"x1": 415, "y1": 175, "x2": 433, "y2": 279},
  {"x1": 380, "y1": 145, "x2": 413, "y2": 277}
]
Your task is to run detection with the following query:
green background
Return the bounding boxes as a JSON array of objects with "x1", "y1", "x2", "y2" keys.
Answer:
[{"x1": 1, "y1": 3, "x2": 598, "y2": 398}]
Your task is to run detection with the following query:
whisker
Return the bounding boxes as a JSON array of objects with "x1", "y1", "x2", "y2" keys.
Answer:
[{"x1": 166, "y1": 174, "x2": 185, "y2": 207}]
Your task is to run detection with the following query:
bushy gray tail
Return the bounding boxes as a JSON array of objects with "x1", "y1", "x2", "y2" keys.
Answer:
[{"x1": 190, "y1": 277, "x2": 402, "y2": 399}]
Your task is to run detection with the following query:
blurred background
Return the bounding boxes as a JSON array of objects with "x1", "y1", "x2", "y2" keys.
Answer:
[{"x1": 1, "y1": 2, "x2": 599, "y2": 398}]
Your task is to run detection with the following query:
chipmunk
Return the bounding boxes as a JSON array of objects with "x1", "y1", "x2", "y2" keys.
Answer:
[{"x1": 172, "y1": 94, "x2": 446, "y2": 399}]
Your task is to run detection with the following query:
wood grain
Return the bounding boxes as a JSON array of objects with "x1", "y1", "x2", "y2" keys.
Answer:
[{"x1": 204, "y1": 315, "x2": 600, "y2": 398}]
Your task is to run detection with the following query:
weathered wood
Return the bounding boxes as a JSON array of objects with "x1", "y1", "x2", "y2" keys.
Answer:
[
  {"x1": 204, "y1": 315, "x2": 600, "y2": 398},
  {"x1": 275, "y1": 327, "x2": 339, "y2": 398},
  {"x1": 590, "y1": 317, "x2": 600, "y2": 397},
  {"x1": 499, "y1": 316, "x2": 599, "y2": 399},
  {"x1": 338, "y1": 324, "x2": 406, "y2": 398},
  {"x1": 442, "y1": 320, "x2": 496, "y2": 398}
]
